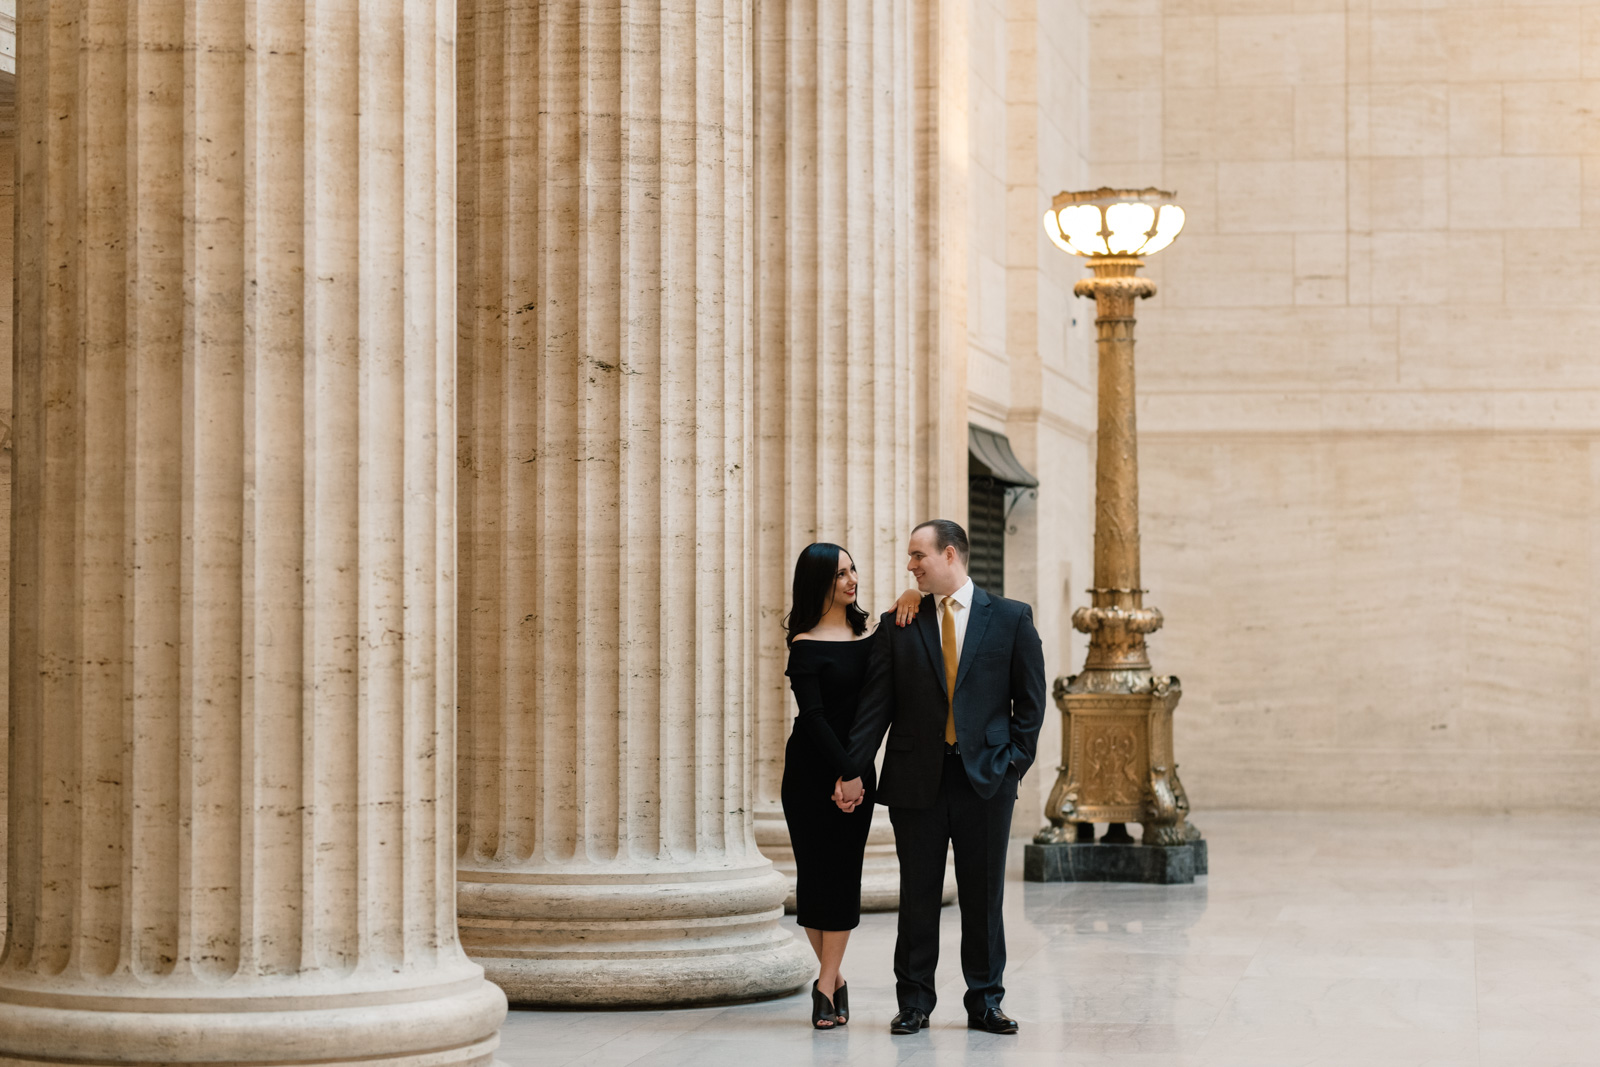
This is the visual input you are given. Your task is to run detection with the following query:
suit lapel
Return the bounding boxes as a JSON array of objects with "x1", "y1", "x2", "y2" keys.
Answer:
[
  {"x1": 913, "y1": 594, "x2": 946, "y2": 696},
  {"x1": 954, "y1": 586, "x2": 993, "y2": 693}
]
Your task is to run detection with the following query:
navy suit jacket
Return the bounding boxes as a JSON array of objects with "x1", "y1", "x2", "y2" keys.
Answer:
[{"x1": 844, "y1": 586, "x2": 1047, "y2": 808}]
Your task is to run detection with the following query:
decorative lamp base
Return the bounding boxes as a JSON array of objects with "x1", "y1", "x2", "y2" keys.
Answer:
[{"x1": 1023, "y1": 839, "x2": 1208, "y2": 885}]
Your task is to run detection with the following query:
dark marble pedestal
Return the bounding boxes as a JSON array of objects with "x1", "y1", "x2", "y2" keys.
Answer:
[{"x1": 1023, "y1": 838, "x2": 1208, "y2": 885}]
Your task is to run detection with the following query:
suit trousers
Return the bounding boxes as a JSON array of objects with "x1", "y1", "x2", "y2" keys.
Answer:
[{"x1": 889, "y1": 749, "x2": 1016, "y2": 1016}]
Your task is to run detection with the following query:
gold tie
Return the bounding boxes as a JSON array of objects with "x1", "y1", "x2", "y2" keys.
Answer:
[{"x1": 942, "y1": 596, "x2": 959, "y2": 745}]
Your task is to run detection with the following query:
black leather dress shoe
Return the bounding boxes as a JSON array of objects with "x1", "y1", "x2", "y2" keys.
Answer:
[
  {"x1": 967, "y1": 1007, "x2": 1019, "y2": 1034},
  {"x1": 889, "y1": 1008, "x2": 930, "y2": 1034}
]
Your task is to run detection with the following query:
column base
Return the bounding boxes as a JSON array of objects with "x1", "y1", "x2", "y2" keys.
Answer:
[
  {"x1": 0, "y1": 970, "x2": 507, "y2": 1066},
  {"x1": 754, "y1": 808, "x2": 955, "y2": 913},
  {"x1": 478, "y1": 943, "x2": 811, "y2": 1009},
  {"x1": 1023, "y1": 839, "x2": 1209, "y2": 885},
  {"x1": 458, "y1": 860, "x2": 813, "y2": 1008}
]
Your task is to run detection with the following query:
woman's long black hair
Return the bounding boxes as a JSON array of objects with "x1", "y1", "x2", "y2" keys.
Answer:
[{"x1": 784, "y1": 542, "x2": 869, "y2": 644}]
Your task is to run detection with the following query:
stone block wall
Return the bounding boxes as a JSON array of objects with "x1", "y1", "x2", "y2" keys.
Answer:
[{"x1": 1091, "y1": 0, "x2": 1600, "y2": 811}]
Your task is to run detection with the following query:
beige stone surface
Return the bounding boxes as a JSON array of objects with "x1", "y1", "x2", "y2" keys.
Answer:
[
  {"x1": 0, "y1": 2, "x2": 505, "y2": 1064},
  {"x1": 964, "y1": 0, "x2": 1096, "y2": 837},
  {"x1": 1091, "y1": 0, "x2": 1600, "y2": 811},
  {"x1": 750, "y1": 0, "x2": 954, "y2": 909},
  {"x1": 454, "y1": 0, "x2": 812, "y2": 1007},
  {"x1": 495, "y1": 812, "x2": 1600, "y2": 1067},
  {"x1": 0, "y1": 3, "x2": 11, "y2": 76}
]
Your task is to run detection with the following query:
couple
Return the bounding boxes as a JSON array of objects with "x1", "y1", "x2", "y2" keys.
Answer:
[{"x1": 782, "y1": 519, "x2": 1047, "y2": 1034}]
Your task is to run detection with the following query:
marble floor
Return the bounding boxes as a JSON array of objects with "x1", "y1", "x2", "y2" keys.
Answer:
[{"x1": 496, "y1": 811, "x2": 1600, "y2": 1066}]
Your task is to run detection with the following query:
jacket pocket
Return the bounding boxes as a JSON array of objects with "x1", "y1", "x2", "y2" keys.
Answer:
[
  {"x1": 886, "y1": 733, "x2": 914, "y2": 751},
  {"x1": 984, "y1": 722, "x2": 1010, "y2": 745}
]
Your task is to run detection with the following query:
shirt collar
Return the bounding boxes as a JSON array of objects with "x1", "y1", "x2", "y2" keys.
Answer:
[{"x1": 945, "y1": 577, "x2": 975, "y2": 610}]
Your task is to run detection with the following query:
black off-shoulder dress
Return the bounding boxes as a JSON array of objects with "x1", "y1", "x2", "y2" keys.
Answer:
[{"x1": 781, "y1": 635, "x2": 879, "y2": 931}]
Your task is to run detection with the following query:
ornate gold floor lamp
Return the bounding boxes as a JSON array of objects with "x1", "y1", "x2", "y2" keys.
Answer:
[{"x1": 1024, "y1": 188, "x2": 1206, "y2": 885}]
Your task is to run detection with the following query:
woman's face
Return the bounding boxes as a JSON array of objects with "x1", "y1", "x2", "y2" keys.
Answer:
[{"x1": 828, "y1": 550, "x2": 859, "y2": 610}]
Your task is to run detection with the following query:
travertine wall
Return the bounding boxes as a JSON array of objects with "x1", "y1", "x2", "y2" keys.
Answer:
[
  {"x1": 964, "y1": 0, "x2": 1098, "y2": 834},
  {"x1": 1091, "y1": 0, "x2": 1600, "y2": 810},
  {"x1": 0, "y1": 4, "x2": 12, "y2": 76}
]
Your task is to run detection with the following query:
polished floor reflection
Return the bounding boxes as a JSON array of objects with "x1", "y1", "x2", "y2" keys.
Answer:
[{"x1": 497, "y1": 811, "x2": 1599, "y2": 1066}]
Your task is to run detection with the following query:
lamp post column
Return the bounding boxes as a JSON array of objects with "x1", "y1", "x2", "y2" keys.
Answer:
[
  {"x1": 1074, "y1": 257, "x2": 1163, "y2": 691},
  {"x1": 1026, "y1": 188, "x2": 1202, "y2": 882}
]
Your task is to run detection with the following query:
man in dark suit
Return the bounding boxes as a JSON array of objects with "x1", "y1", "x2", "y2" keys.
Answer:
[{"x1": 834, "y1": 519, "x2": 1047, "y2": 1035}]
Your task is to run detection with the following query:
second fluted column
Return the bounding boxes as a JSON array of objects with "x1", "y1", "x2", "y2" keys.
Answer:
[
  {"x1": 456, "y1": 0, "x2": 814, "y2": 1006},
  {"x1": 750, "y1": 0, "x2": 949, "y2": 909}
]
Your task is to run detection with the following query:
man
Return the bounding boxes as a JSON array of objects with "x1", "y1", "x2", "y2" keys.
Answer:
[{"x1": 834, "y1": 519, "x2": 1046, "y2": 1035}]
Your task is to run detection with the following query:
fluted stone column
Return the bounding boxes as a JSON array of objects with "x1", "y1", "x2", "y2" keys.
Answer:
[
  {"x1": 751, "y1": 0, "x2": 953, "y2": 910},
  {"x1": 456, "y1": 0, "x2": 813, "y2": 1007},
  {"x1": 0, "y1": 4, "x2": 506, "y2": 1065}
]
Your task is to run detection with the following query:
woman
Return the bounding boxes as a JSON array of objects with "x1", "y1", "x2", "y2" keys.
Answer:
[{"x1": 783, "y1": 543, "x2": 920, "y2": 1029}]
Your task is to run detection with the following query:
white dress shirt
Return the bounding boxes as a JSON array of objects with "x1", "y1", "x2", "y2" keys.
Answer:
[{"x1": 935, "y1": 577, "x2": 975, "y2": 662}]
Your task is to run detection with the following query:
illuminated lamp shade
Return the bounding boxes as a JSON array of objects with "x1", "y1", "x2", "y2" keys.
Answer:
[
  {"x1": 1139, "y1": 205, "x2": 1185, "y2": 256},
  {"x1": 1059, "y1": 204, "x2": 1106, "y2": 255},
  {"x1": 1041, "y1": 188, "x2": 1184, "y2": 258},
  {"x1": 1105, "y1": 202, "x2": 1155, "y2": 254},
  {"x1": 1042, "y1": 208, "x2": 1075, "y2": 255}
]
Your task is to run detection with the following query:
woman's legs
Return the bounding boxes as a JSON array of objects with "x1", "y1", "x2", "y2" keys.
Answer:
[
  {"x1": 803, "y1": 928, "x2": 851, "y2": 996},
  {"x1": 787, "y1": 764, "x2": 869, "y2": 1023}
]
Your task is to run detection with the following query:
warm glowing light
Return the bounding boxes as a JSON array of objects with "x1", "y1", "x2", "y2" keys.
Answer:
[
  {"x1": 1139, "y1": 205, "x2": 1186, "y2": 256},
  {"x1": 1059, "y1": 204, "x2": 1105, "y2": 255},
  {"x1": 1105, "y1": 202, "x2": 1155, "y2": 254},
  {"x1": 1042, "y1": 209, "x2": 1075, "y2": 255},
  {"x1": 1041, "y1": 188, "x2": 1184, "y2": 258}
]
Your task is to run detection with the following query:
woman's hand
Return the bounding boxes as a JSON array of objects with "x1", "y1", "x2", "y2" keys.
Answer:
[{"x1": 894, "y1": 588, "x2": 922, "y2": 627}]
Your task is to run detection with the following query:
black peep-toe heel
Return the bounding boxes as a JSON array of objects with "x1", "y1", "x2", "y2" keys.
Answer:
[
  {"x1": 833, "y1": 981, "x2": 849, "y2": 1025},
  {"x1": 810, "y1": 981, "x2": 838, "y2": 1029}
]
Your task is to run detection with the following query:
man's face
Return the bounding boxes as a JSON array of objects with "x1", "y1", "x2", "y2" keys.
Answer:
[{"x1": 906, "y1": 526, "x2": 958, "y2": 595}]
